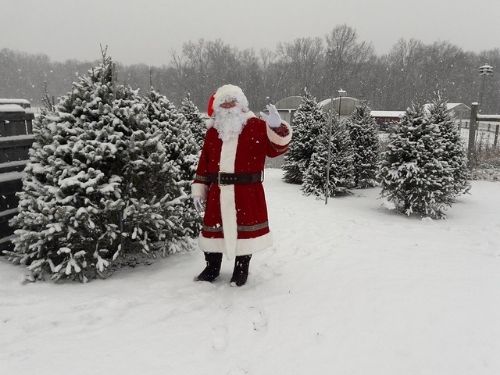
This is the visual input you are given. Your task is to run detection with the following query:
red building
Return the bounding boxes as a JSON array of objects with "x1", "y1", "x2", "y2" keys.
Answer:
[{"x1": 370, "y1": 110, "x2": 405, "y2": 130}]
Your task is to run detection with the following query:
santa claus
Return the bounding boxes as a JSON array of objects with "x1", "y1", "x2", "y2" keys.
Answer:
[{"x1": 192, "y1": 84, "x2": 292, "y2": 286}]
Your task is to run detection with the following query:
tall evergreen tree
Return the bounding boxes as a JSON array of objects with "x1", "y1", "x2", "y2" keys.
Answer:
[
  {"x1": 302, "y1": 117, "x2": 355, "y2": 197},
  {"x1": 427, "y1": 96, "x2": 470, "y2": 196},
  {"x1": 282, "y1": 89, "x2": 327, "y2": 184},
  {"x1": 346, "y1": 104, "x2": 379, "y2": 188},
  {"x1": 8, "y1": 54, "x2": 196, "y2": 281},
  {"x1": 179, "y1": 93, "x2": 206, "y2": 149},
  {"x1": 378, "y1": 103, "x2": 456, "y2": 219},
  {"x1": 8, "y1": 55, "x2": 124, "y2": 281}
]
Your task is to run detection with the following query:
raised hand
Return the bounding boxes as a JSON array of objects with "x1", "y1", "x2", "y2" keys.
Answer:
[{"x1": 260, "y1": 104, "x2": 282, "y2": 128}]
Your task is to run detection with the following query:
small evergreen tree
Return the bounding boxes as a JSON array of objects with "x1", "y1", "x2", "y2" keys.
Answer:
[
  {"x1": 346, "y1": 104, "x2": 379, "y2": 188},
  {"x1": 179, "y1": 93, "x2": 206, "y2": 149},
  {"x1": 378, "y1": 102, "x2": 456, "y2": 219},
  {"x1": 282, "y1": 89, "x2": 327, "y2": 184},
  {"x1": 302, "y1": 117, "x2": 355, "y2": 197},
  {"x1": 427, "y1": 96, "x2": 470, "y2": 196},
  {"x1": 8, "y1": 54, "x2": 197, "y2": 281}
]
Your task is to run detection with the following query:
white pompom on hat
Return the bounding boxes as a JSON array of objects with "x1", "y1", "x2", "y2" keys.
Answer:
[{"x1": 211, "y1": 84, "x2": 249, "y2": 114}]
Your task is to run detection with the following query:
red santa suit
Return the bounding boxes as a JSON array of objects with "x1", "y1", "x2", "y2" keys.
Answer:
[{"x1": 192, "y1": 85, "x2": 292, "y2": 260}]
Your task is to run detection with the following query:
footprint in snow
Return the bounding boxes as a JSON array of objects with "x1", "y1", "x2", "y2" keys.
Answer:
[
  {"x1": 227, "y1": 368, "x2": 248, "y2": 375},
  {"x1": 258, "y1": 262, "x2": 282, "y2": 280},
  {"x1": 212, "y1": 325, "x2": 228, "y2": 351},
  {"x1": 249, "y1": 307, "x2": 268, "y2": 332}
]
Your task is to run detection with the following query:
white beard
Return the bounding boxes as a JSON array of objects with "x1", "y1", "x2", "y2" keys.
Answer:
[{"x1": 213, "y1": 106, "x2": 248, "y2": 142}]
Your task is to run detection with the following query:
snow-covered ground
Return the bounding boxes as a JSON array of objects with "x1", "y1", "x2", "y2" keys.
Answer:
[{"x1": 1, "y1": 169, "x2": 500, "y2": 375}]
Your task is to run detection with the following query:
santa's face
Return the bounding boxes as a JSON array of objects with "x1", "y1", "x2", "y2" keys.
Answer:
[
  {"x1": 219, "y1": 99, "x2": 237, "y2": 109},
  {"x1": 213, "y1": 99, "x2": 248, "y2": 142}
]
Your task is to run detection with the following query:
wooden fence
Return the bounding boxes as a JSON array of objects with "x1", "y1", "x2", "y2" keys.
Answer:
[
  {"x1": 0, "y1": 106, "x2": 34, "y2": 136},
  {"x1": 467, "y1": 103, "x2": 500, "y2": 167},
  {"x1": 0, "y1": 103, "x2": 35, "y2": 253}
]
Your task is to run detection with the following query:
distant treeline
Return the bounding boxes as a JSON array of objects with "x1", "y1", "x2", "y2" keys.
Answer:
[{"x1": 1, "y1": 25, "x2": 499, "y2": 113}]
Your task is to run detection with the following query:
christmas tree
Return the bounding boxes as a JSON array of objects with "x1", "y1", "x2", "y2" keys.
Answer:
[
  {"x1": 179, "y1": 93, "x2": 206, "y2": 149},
  {"x1": 346, "y1": 104, "x2": 379, "y2": 188},
  {"x1": 426, "y1": 96, "x2": 470, "y2": 196},
  {"x1": 8, "y1": 53, "x2": 197, "y2": 281},
  {"x1": 143, "y1": 89, "x2": 201, "y2": 241},
  {"x1": 378, "y1": 102, "x2": 456, "y2": 219},
  {"x1": 302, "y1": 116, "x2": 355, "y2": 197},
  {"x1": 282, "y1": 89, "x2": 327, "y2": 184}
]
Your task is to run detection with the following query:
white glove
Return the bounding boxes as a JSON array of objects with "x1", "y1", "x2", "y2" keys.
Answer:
[
  {"x1": 193, "y1": 197, "x2": 206, "y2": 213},
  {"x1": 260, "y1": 104, "x2": 282, "y2": 128}
]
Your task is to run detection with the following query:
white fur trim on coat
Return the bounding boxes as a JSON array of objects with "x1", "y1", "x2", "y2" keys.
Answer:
[
  {"x1": 199, "y1": 232, "x2": 273, "y2": 256},
  {"x1": 266, "y1": 121, "x2": 293, "y2": 146},
  {"x1": 218, "y1": 135, "x2": 238, "y2": 260}
]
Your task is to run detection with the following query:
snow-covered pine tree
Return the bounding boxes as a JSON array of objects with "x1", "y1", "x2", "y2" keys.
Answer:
[
  {"x1": 346, "y1": 104, "x2": 379, "y2": 188},
  {"x1": 179, "y1": 93, "x2": 206, "y2": 149},
  {"x1": 110, "y1": 85, "x2": 194, "y2": 259},
  {"x1": 8, "y1": 56, "x2": 124, "y2": 281},
  {"x1": 378, "y1": 102, "x2": 456, "y2": 219},
  {"x1": 143, "y1": 89, "x2": 201, "y2": 242},
  {"x1": 282, "y1": 89, "x2": 327, "y2": 184},
  {"x1": 8, "y1": 53, "x2": 196, "y2": 281},
  {"x1": 302, "y1": 116, "x2": 355, "y2": 197},
  {"x1": 426, "y1": 96, "x2": 470, "y2": 196}
]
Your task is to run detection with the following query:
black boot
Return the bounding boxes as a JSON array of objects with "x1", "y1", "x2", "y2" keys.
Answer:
[
  {"x1": 195, "y1": 252, "x2": 223, "y2": 282},
  {"x1": 230, "y1": 255, "x2": 252, "y2": 287}
]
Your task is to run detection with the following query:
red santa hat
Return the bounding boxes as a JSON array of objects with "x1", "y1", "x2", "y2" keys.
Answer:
[
  {"x1": 207, "y1": 84, "x2": 249, "y2": 117},
  {"x1": 207, "y1": 93, "x2": 216, "y2": 117}
]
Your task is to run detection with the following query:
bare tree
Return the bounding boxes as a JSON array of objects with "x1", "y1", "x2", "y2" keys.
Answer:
[
  {"x1": 276, "y1": 37, "x2": 324, "y2": 97},
  {"x1": 3, "y1": 27, "x2": 500, "y2": 115},
  {"x1": 324, "y1": 24, "x2": 375, "y2": 96}
]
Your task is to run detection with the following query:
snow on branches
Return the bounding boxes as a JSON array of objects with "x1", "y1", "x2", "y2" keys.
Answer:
[
  {"x1": 8, "y1": 54, "x2": 200, "y2": 281},
  {"x1": 378, "y1": 97, "x2": 470, "y2": 219}
]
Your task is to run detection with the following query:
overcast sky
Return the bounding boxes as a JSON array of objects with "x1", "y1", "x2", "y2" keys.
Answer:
[{"x1": 1, "y1": 0, "x2": 499, "y2": 65}]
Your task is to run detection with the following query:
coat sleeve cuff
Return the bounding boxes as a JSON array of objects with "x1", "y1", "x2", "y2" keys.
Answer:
[
  {"x1": 192, "y1": 183, "x2": 208, "y2": 199},
  {"x1": 266, "y1": 121, "x2": 292, "y2": 146}
]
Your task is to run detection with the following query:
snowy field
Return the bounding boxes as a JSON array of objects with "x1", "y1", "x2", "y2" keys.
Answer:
[{"x1": 1, "y1": 169, "x2": 500, "y2": 375}]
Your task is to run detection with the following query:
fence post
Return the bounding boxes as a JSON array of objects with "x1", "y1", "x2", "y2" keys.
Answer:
[
  {"x1": 25, "y1": 112, "x2": 34, "y2": 134},
  {"x1": 495, "y1": 124, "x2": 499, "y2": 148},
  {"x1": 468, "y1": 103, "x2": 479, "y2": 168}
]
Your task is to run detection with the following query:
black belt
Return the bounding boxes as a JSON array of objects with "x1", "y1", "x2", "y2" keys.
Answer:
[{"x1": 206, "y1": 172, "x2": 264, "y2": 185}]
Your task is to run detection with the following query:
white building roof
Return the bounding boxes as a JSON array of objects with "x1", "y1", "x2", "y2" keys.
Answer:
[
  {"x1": 318, "y1": 99, "x2": 330, "y2": 107},
  {"x1": 423, "y1": 103, "x2": 470, "y2": 113},
  {"x1": 0, "y1": 104, "x2": 25, "y2": 112},
  {"x1": 447, "y1": 103, "x2": 465, "y2": 110},
  {"x1": 0, "y1": 99, "x2": 30, "y2": 105},
  {"x1": 370, "y1": 110, "x2": 405, "y2": 118}
]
